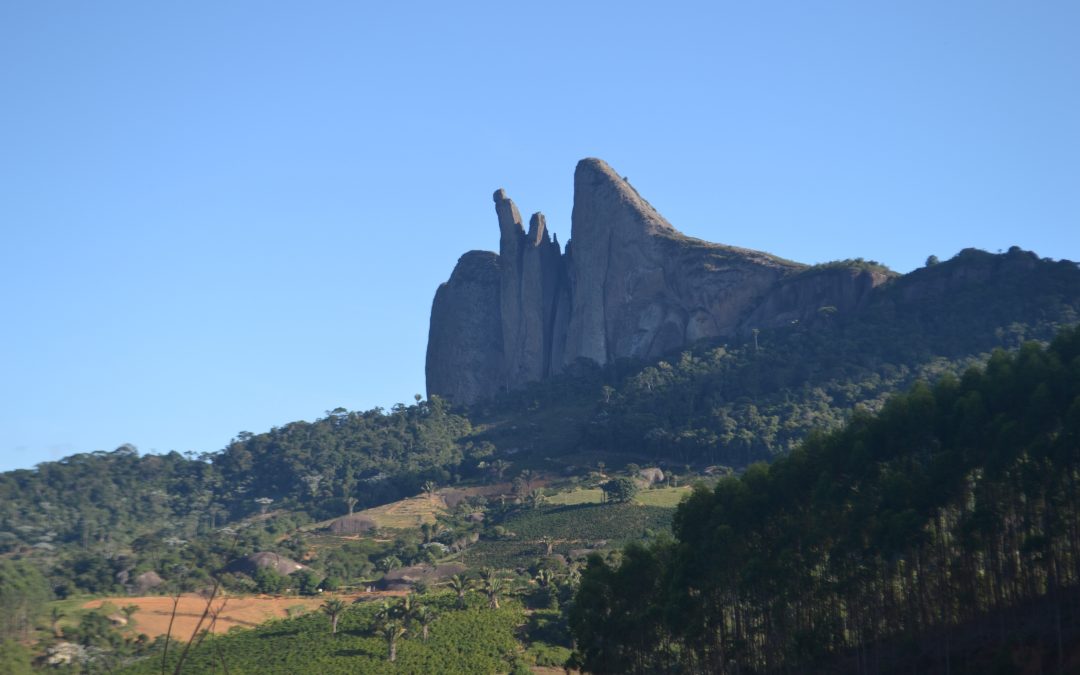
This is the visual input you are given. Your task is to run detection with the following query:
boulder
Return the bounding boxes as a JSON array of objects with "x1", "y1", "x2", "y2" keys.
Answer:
[
  {"x1": 228, "y1": 551, "x2": 307, "y2": 577},
  {"x1": 132, "y1": 570, "x2": 164, "y2": 595},
  {"x1": 638, "y1": 467, "x2": 664, "y2": 485},
  {"x1": 328, "y1": 514, "x2": 376, "y2": 535}
]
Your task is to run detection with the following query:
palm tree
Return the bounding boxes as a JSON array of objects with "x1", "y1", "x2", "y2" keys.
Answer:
[
  {"x1": 397, "y1": 593, "x2": 417, "y2": 625},
  {"x1": 447, "y1": 574, "x2": 470, "y2": 609},
  {"x1": 528, "y1": 489, "x2": 546, "y2": 510},
  {"x1": 479, "y1": 568, "x2": 504, "y2": 609},
  {"x1": 422, "y1": 480, "x2": 437, "y2": 500},
  {"x1": 381, "y1": 621, "x2": 407, "y2": 662},
  {"x1": 320, "y1": 597, "x2": 347, "y2": 635},
  {"x1": 535, "y1": 568, "x2": 554, "y2": 588},
  {"x1": 540, "y1": 535, "x2": 555, "y2": 556},
  {"x1": 415, "y1": 605, "x2": 436, "y2": 641},
  {"x1": 518, "y1": 469, "x2": 535, "y2": 491},
  {"x1": 372, "y1": 599, "x2": 394, "y2": 624},
  {"x1": 490, "y1": 459, "x2": 511, "y2": 480}
]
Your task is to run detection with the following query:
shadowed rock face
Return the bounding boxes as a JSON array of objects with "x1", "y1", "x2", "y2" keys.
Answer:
[
  {"x1": 426, "y1": 158, "x2": 891, "y2": 405},
  {"x1": 425, "y1": 251, "x2": 503, "y2": 405}
]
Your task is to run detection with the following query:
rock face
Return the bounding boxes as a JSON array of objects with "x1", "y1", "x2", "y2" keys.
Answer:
[
  {"x1": 426, "y1": 158, "x2": 892, "y2": 404},
  {"x1": 425, "y1": 251, "x2": 504, "y2": 404}
]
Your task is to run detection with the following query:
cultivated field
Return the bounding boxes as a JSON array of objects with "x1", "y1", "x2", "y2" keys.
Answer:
[
  {"x1": 83, "y1": 591, "x2": 406, "y2": 640},
  {"x1": 546, "y1": 485, "x2": 692, "y2": 508}
]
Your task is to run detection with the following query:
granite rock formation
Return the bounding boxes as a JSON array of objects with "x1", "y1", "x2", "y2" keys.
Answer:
[
  {"x1": 425, "y1": 250, "x2": 503, "y2": 404},
  {"x1": 426, "y1": 158, "x2": 891, "y2": 404}
]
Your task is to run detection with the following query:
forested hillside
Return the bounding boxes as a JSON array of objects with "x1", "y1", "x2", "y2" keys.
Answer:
[
  {"x1": 1, "y1": 248, "x2": 1077, "y2": 594},
  {"x1": 0, "y1": 398, "x2": 476, "y2": 599},
  {"x1": 479, "y1": 247, "x2": 1080, "y2": 468},
  {"x1": 0, "y1": 247, "x2": 1077, "y2": 672},
  {"x1": 570, "y1": 326, "x2": 1080, "y2": 673}
]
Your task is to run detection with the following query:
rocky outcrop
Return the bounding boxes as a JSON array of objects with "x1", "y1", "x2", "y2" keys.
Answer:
[
  {"x1": 495, "y1": 191, "x2": 568, "y2": 385},
  {"x1": 227, "y1": 551, "x2": 307, "y2": 576},
  {"x1": 739, "y1": 265, "x2": 891, "y2": 331},
  {"x1": 565, "y1": 159, "x2": 801, "y2": 363},
  {"x1": 425, "y1": 251, "x2": 503, "y2": 405},
  {"x1": 426, "y1": 158, "x2": 892, "y2": 404}
]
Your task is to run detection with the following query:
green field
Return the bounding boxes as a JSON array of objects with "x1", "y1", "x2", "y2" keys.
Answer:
[
  {"x1": 546, "y1": 487, "x2": 603, "y2": 506},
  {"x1": 546, "y1": 485, "x2": 692, "y2": 508},
  {"x1": 462, "y1": 501, "x2": 675, "y2": 568},
  {"x1": 116, "y1": 593, "x2": 525, "y2": 675},
  {"x1": 635, "y1": 485, "x2": 693, "y2": 507}
]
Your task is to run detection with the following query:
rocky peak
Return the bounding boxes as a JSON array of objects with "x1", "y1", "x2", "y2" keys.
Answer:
[
  {"x1": 493, "y1": 188, "x2": 524, "y2": 239},
  {"x1": 573, "y1": 157, "x2": 675, "y2": 237},
  {"x1": 527, "y1": 212, "x2": 549, "y2": 246},
  {"x1": 426, "y1": 159, "x2": 891, "y2": 405}
]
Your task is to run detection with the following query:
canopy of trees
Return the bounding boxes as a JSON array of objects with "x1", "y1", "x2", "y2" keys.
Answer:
[{"x1": 570, "y1": 326, "x2": 1080, "y2": 673}]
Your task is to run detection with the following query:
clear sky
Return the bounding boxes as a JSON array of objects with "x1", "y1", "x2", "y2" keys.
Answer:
[{"x1": 1, "y1": 2, "x2": 1077, "y2": 472}]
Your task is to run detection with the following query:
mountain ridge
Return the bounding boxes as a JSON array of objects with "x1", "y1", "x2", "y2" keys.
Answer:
[{"x1": 428, "y1": 158, "x2": 895, "y2": 404}]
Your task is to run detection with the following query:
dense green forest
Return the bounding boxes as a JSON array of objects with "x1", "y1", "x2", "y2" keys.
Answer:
[
  {"x1": 0, "y1": 397, "x2": 478, "y2": 596},
  {"x1": 570, "y1": 326, "x2": 1080, "y2": 673}
]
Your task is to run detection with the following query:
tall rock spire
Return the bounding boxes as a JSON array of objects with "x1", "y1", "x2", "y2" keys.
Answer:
[{"x1": 495, "y1": 189, "x2": 567, "y2": 388}]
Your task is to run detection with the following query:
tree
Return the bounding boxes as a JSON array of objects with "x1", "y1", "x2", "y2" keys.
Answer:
[
  {"x1": 254, "y1": 497, "x2": 274, "y2": 514},
  {"x1": 490, "y1": 459, "x2": 511, "y2": 480},
  {"x1": 50, "y1": 607, "x2": 66, "y2": 638},
  {"x1": 397, "y1": 593, "x2": 418, "y2": 626},
  {"x1": 0, "y1": 640, "x2": 32, "y2": 675},
  {"x1": 0, "y1": 560, "x2": 50, "y2": 641},
  {"x1": 380, "y1": 621, "x2": 406, "y2": 662},
  {"x1": 926, "y1": 254, "x2": 940, "y2": 266},
  {"x1": 528, "y1": 489, "x2": 546, "y2": 510},
  {"x1": 294, "y1": 569, "x2": 322, "y2": 596},
  {"x1": 480, "y1": 568, "x2": 504, "y2": 609},
  {"x1": 447, "y1": 574, "x2": 470, "y2": 609},
  {"x1": 422, "y1": 480, "x2": 438, "y2": 500},
  {"x1": 415, "y1": 605, "x2": 436, "y2": 641},
  {"x1": 601, "y1": 477, "x2": 638, "y2": 504},
  {"x1": 252, "y1": 567, "x2": 287, "y2": 594},
  {"x1": 518, "y1": 469, "x2": 535, "y2": 491},
  {"x1": 540, "y1": 535, "x2": 555, "y2": 556},
  {"x1": 320, "y1": 597, "x2": 346, "y2": 635}
]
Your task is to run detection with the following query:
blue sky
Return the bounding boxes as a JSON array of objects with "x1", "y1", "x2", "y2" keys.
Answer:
[{"x1": 1, "y1": 2, "x2": 1077, "y2": 472}]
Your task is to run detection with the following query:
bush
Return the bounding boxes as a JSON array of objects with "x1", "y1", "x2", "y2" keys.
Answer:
[{"x1": 601, "y1": 477, "x2": 638, "y2": 503}]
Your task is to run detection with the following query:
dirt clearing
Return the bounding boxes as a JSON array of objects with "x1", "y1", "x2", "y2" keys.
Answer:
[{"x1": 83, "y1": 590, "x2": 406, "y2": 640}]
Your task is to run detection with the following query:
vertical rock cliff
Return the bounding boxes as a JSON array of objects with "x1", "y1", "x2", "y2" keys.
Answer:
[
  {"x1": 426, "y1": 158, "x2": 890, "y2": 405},
  {"x1": 494, "y1": 191, "x2": 568, "y2": 388},
  {"x1": 425, "y1": 251, "x2": 503, "y2": 405}
]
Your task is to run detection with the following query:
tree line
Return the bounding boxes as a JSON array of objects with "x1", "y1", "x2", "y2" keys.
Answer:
[{"x1": 570, "y1": 325, "x2": 1080, "y2": 673}]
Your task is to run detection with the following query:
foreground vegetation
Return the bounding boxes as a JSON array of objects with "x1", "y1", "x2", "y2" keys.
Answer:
[
  {"x1": 571, "y1": 326, "x2": 1080, "y2": 673},
  {"x1": 117, "y1": 593, "x2": 524, "y2": 675}
]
